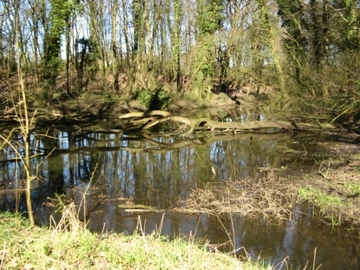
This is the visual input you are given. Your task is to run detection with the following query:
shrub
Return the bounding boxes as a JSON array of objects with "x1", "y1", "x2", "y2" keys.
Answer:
[{"x1": 134, "y1": 87, "x2": 172, "y2": 110}]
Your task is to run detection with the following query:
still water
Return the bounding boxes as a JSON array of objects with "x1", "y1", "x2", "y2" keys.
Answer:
[{"x1": 0, "y1": 114, "x2": 359, "y2": 269}]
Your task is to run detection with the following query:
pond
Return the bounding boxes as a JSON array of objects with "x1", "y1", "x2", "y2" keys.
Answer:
[{"x1": 0, "y1": 109, "x2": 359, "y2": 269}]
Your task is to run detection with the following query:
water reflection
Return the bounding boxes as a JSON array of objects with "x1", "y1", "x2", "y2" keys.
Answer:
[
  {"x1": 0, "y1": 124, "x2": 359, "y2": 269},
  {"x1": 85, "y1": 208, "x2": 360, "y2": 270},
  {"x1": 0, "y1": 130, "x2": 293, "y2": 209}
]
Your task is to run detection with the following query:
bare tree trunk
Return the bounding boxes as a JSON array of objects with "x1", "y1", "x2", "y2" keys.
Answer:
[
  {"x1": 111, "y1": 0, "x2": 120, "y2": 92},
  {"x1": 88, "y1": 0, "x2": 107, "y2": 89},
  {"x1": 66, "y1": 13, "x2": 71, "y2": 95},
  {"x1": 172, "y1": 0, "x2": 182, "y2": 90},
  {"x1": 121, "y1": 0, "x2": 132, "y2": 69},
  {"x1": 14, "y1": 0, "x2": 35, "y2": 226},
  {"x1": 28, "y1": 0, "x2": 41, "y2": 85}
]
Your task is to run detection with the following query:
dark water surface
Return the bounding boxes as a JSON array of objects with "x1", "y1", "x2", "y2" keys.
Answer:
[{"x1": 1, "y1": 111, "x2": 359, "y2": 269}]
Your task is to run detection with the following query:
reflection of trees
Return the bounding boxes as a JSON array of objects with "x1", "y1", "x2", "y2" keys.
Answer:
[
  {"x1": 171, "y1": 149, "x2": 181, "y2": 207},
  {"x1": 210, "y1": 135, "x2": 288, "y2": 180},
  {"x1": 226, "y1": 208, "x2": 350, "y2": 269},
  {"x1": 2, "y1": 131, "x2": 293, "y2": 193},
  {"x1": 194, "y1": 144, "x2": 213, "y2": 186},
  {"x1": 134, "y1": 141, "x2": 147, "y2": 204},
  {"x1": 132, "y1": 138, "x2": 184, "y2": 208},
  {"x1": 2, "y1": 130, "x2": 307, "y2": 213}
]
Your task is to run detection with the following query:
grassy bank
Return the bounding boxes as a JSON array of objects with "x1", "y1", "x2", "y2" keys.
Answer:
[
  {"x1": 0, "y1": 211, "x2": 271, "y2": 270},
  {"x1": 297, "y1": 143, "x2": 360, "y2": 227}
]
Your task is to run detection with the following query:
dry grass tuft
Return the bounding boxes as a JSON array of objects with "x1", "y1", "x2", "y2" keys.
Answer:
[{"x1": 50, "y1": 202, "x2": 86, "y2": 234}]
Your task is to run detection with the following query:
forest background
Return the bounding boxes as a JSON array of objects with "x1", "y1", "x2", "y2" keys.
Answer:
[{"x1": 0, "y1": 0, "x2": 359, "y2": 121}]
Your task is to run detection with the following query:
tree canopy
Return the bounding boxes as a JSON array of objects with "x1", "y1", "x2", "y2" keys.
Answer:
[{"x1": 0, "y1": 0, "x2": 359, "y2": 117}]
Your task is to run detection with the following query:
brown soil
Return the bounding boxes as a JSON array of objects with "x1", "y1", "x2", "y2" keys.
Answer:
[{"x1": 0, "y1": 70, "x2": 263, "y2": 120}]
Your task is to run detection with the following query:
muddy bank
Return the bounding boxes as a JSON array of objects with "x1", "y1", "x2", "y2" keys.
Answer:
[
  {"x1": 297, "y1": 142, "x2": 360, "y2": 227},
  {"x1": 175, "y1": 141, "x2": 360, "y2": 229}
]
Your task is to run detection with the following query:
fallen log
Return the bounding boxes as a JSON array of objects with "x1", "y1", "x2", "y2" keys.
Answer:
[
  {"x1": 118, "y1": 110, "x2": 339, "y2": 136},
  {"x1": 119, "y1": 110, "x2": 171, "y2": 119}
]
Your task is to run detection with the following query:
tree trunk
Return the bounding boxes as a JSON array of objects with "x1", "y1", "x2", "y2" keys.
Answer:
[
  {"x1": 15, "y1": 0, "x2": 35, "y2": 225},
  {"x1": 111, "y1": 0, "x2": 120, "y2": 92},
  {"x1": 172, "y1": 0, "x2": 182, "y2": 90},
  {"x1": 257, "y1": 0, "x2": 287, "y2": 100}
]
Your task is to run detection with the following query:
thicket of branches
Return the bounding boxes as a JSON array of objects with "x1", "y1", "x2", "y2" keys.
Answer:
[{"x1": 0, "y1": 0, "x2": 359, "y2": 115}]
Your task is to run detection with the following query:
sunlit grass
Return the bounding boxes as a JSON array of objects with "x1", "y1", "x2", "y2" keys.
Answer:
[
  {"x1": 298, "y1": 186, "x2": 345, "y2": 226},
  {"x1": 298, "y1": 186, "x2": 342, "y2": 208},
  {"x1": 0, "y1": 212, "x2": 271, "y2": 269}
]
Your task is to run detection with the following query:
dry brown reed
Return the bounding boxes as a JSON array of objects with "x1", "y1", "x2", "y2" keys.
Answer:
[{"x1": 175, "y1": 172, "x2": 300, "y2": 221}]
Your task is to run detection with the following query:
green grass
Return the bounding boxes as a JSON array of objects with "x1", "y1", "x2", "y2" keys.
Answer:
[
  {"x1": 298, "y1": 186, "x2": 346, "y2": 226},
  {"x1": 0, "y1": 212, "x2": 272, "y2": 270},
  {"x1": 298, "y1": 186, "x2": 343, "y2": 208}
]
